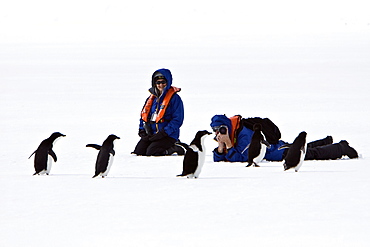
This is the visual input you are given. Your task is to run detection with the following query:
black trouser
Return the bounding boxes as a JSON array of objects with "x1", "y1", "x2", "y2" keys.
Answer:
[
  {"x1": 133, "y1": 136, "x2": 176, "y2": 156},
  {"x1": 305, "y1": 144, "x2": 343, "y2": 160},
  {"x1": 305, "y1": 137, "x2": 342, "y2": 160}
]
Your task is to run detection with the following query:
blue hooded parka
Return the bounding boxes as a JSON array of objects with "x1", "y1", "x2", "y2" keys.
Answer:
[
  {"x1": 210, "y1": 115, "x2": 286, "y2": 162},
  {"x1": 139, "y1": 68, "x2": 184, "y2": 141}
]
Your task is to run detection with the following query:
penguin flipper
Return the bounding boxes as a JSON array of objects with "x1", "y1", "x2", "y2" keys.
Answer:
[
  {"x1": 49, "y1": 149, "x2": 57, "y2": 162},
  {"x1": 86, "y1": 144, "x2": 101, "y2": 150},
  {"x1": 262, "y1": 140, "x2": 271, "y2": 148},
  {"x1": 110, "y1": 149, "x2": 115, "y2": 156},
  {"x1": 278, "y1": 144, "x2": 291, "y2": 150},
  {"x1": 179, "y1": 150, "x2": 198, "y2": 176},
  {"x1": 28, "y1": 151, "x2": 36, "y2": 159}
]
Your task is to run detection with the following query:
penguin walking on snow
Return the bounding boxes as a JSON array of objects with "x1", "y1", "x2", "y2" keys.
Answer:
[
  {"x1": 29, "y1": 132, "x2": 66, "y2": 175},
  {"x1": 278, "y1": 131, "x2": 307, "y2": 172},
  {"x1": 246, "y1": 123, "x2": 271, "y2": 167},
  {"x1": 86, "y1": 134, "x2": 120, "y2": 178},
  {"x1": 177, "y1": 130, "x2": 211, "y2": 179}
]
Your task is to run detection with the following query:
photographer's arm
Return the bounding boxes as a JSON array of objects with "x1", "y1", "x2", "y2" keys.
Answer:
[
  {"x1": 213, "y1": 128, "x2": 253, "y2": 162},
  {"x1": 216, "y1": 133, "x2": 232, "y2": 152}
]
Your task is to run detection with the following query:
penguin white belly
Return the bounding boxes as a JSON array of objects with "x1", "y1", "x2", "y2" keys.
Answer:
[
  {"x1": 45, "y1": 155, "x2": 53, "y2": 175},
  {"x1": 254, "y1": 144, "x2": 266, "y2": 164},
  {"x1": 193, "y1": 150, "x2": 206, "y2": 178},
  {"x1": 295, "y1": 144, "x2": 307, "y2": 172},
  {"x1": 185, "y1": 144, "x2": 202, "y2": 179},
  {"x1": 101, "y1": 154, "x2": 114, "y2": 177}
]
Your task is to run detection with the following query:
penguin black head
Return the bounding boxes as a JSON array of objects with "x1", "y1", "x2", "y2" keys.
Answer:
[
  {"x1": 190, "y1": 130, "x2": 212, "y2": 152},
  {"x1": 297, "y1": 131, "x2": 307, "y2": 139},
  {"x1": 196, "y1": 130, "x2": 212, "y2": 138},
  {"x1": 49, "y1": 132, "x2": 66, "y2": 140},
  {"x1": 106, "y1": 134, "x2": 120, "y2": 141},
  {"x1": 253, "y1": 123, "x2": 262, "y2": 131}
]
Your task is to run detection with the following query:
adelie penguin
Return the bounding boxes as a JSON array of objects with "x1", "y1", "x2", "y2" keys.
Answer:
[
  {"x1": 29, "y1": 132, "x2": 66, "y2": 175},
  {"x1": 177, "y1": 130, "x2": 211, "y2": 179},
  {"x1": 278, "y1": 131, "x2": 307, "y2": 172},
  {"x1": 246, "y1": 123, "x2": 271, "y2": 167},
  {"x1": 86, "y1": 134, "x2": 120, "y2": 178}
]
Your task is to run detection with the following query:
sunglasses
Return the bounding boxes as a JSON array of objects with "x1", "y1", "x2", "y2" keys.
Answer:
[
  {"x1": 155, "y1": 80, "x2": 167, "y2": 85},
  {"x1": 212, "y1": 125, "x2": 227, "y2": 134},
  {"x1": 212, "y1": 126, "x2": 221, "y2": 132}
]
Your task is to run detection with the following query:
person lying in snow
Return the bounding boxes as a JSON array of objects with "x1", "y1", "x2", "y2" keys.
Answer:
[
  {"x1": 132, "y1": 68, "x2": 185, "y2": 156},
  {"x1": 210, "y1": 114, "x2": 358, "y2": 162}
]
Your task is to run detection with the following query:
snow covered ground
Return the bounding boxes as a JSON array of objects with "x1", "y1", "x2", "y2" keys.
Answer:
[{"x1": 1, "y1": 2, "x2": 370, "y2": 246}]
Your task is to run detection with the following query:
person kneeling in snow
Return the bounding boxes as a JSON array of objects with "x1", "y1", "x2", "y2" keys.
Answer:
[
  {"x1": 210, "y1": 114, "x2": 358, "y2": 162},
  {"x1": 132, "y1": 68, "x2": 185, "y2": 156}
]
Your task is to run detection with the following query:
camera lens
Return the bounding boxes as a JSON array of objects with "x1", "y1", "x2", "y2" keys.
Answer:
[{"x1": 219, "y1": 126, "x2": 227, "y2": 134}]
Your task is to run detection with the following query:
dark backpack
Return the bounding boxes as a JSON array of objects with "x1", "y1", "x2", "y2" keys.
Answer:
[{"x1": 241, "y1": 117, "x2": 281, "y2": 144}]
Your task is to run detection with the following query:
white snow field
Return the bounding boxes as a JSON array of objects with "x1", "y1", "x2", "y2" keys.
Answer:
[{"x1": 1, "y1": 1, "x2": 370, "y2": 246}]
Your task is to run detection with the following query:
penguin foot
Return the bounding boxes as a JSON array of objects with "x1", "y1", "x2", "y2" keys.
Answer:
[{"x1": 246, "y1": 163, "x2": 260, "y2": 167}]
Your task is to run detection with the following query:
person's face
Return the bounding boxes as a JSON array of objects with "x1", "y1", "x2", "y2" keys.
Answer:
[{"x1": 155, "y1": 79, "x2": 167, "y2": 92}]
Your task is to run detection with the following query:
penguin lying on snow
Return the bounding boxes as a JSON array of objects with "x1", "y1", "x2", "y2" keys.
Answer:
[
  {"x1": 246, "y1": 123, "x2": 271, "y2": 167},
  {"x1": 86, "y1": 134, "x2": 120, "y2": 178},
  {"x1": 278, "y1": 131, "x2": 307, "y2": 172},
  {"x1": 29, "y1": 132, "x2": 66, "y2": 175},
  {"x1": 177, "y1": 130, "x2": 211, "y2": 179}
]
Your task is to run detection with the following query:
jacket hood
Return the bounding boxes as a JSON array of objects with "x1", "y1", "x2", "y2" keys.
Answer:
[
  {"x1": 149, "y1": 68, "x2": 173, "y2": 96},
  {"x1": 210, "y1": 115, "x2": 232, "y2": 132}
]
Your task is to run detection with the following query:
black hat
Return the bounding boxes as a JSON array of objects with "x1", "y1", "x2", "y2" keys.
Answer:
[{"x1": 153, "y1": 72, "x2": 166, "y2": 82}]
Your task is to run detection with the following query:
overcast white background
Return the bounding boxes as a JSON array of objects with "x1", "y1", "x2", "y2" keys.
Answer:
[
  {"x1": 1, "y1": 1, "x2": 370, "y2": 247},
  {"x1": 1, "y1": 0, "x2": 369, "y2": 43}
]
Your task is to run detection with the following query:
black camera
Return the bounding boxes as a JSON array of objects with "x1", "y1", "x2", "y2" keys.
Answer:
[
  {"x1": 219, "y1": 125, "x2": 227, "y2": 135},
  {"x1": 143, "y1": 122, "x2": 153, "y2": 135}
]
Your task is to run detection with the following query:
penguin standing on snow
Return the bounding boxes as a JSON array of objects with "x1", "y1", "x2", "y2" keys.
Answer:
[
  {"x1": 246, "y1": 123, "x2": 271, "y2": 167},
  {"x1": 29, "y1": 132, "x2": 66, "y2": 175},
  {"x1": 177, "y1": 130, "x2": 211, "y2": 179},
  {"x1": 278, "y1": 131, "x2": 307, "y2": 172},
  {"x1": 86, "y1": 134, "x2": 120, "y2": 178}
]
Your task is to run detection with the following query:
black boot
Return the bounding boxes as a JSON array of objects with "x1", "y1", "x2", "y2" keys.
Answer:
[
  {"x1": 338, "y1": 140, "x2": 358, "y2": 159},
  {"x1": 165, "y1": 143, "x2": 186, "y2": 155},
  {"x1": 305, "y1": 140, "x2": 358, "y2": 160},
  {"x1": 307, "y1": 136, "x2": 333, "y2": 148}
]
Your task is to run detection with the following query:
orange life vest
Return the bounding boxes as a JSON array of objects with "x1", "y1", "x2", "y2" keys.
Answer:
[
  {"x1": 229, "y1": 115, "x2": 242, "y2": 146},
  {"x1": 141, "y1": 86, "x2": 181, "y2": 123}
]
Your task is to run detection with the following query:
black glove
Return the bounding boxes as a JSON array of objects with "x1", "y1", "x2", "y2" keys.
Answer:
[
  {"x1": 138, "y1": 129, "x2": 147, "y2": 138},
  {"x1": 149, "y1": 129, "x2": 168, "y2": 142},
  {"x1": 138, "y1": 129, "x2": 151, "y2": 142}
]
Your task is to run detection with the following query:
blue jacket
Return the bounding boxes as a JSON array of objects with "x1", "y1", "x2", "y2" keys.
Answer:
[
  {"x1": 139, "y1": 68, "x2": 184, "y2": 140},
  {"x1": 210, "y1": 115, "x2": 286, "y2": 162}
]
